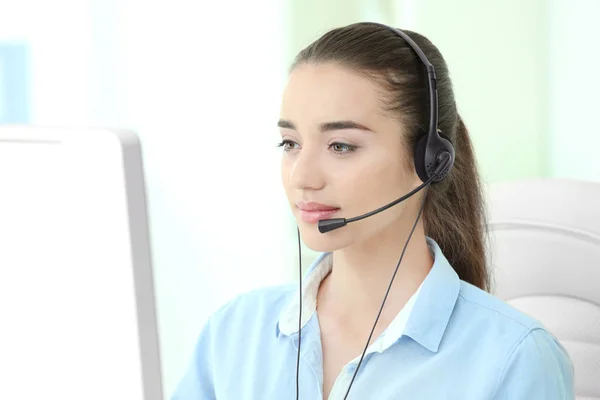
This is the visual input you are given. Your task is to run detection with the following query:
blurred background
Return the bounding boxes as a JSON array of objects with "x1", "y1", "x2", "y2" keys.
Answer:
[{"x1": 1, "y1": 0, "x2": 598, "y2": 398}]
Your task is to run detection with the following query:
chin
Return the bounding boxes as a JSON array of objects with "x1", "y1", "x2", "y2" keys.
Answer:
[{"x1": 297, "y1": 223, "x2": 352, "y2": 253}]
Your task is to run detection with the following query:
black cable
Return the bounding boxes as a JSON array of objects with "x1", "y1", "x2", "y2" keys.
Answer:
[
  {"x1": 343, "y1": 182, "x2": 431, "y2": 399},
  {"x1": 346, "y1": 178, "x2": 433, "y2": 224},
  {"x1": 295, "y1": 226, "x2": 302, "y2": 400}
]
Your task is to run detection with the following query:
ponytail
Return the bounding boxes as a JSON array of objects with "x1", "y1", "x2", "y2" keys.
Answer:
[{"x1": 423, "y1": 114, "x2": 491, "y2": 292}]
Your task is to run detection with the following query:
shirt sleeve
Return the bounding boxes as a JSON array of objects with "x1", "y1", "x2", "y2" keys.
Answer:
[
  {"x1": 170, "y1": 317, "x2": 217, "y2": 400},
  {"x1": 492, "y1": 327, "x2": 575, "y2": 400}
]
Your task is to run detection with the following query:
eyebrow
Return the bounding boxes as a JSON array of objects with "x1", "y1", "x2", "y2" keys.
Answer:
[{"x1": 277, "y1": 119, "x2": 373, "y2": 133}]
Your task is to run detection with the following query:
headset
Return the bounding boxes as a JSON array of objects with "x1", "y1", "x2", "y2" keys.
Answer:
[{"x1": 294, "y1": 22, "x2": 456, "y2": 399}]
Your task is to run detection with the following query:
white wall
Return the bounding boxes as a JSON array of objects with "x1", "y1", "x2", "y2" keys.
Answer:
[
  {"x1": 0, "y1": 0, "x2": 293, "y2": 397},
  {"x1": 0, "y1": 0, "x2": 96, "y2": 124},
  {"x1": 547, "y1": 0, "x2": 600, "y2": 181}
]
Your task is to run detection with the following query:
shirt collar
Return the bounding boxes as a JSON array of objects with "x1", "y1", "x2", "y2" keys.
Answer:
[
  {"x1": 402, "y1": 237, "x2": 461, "y2": 353},
  {"x1": 276, "y1": 251, "x2": 333, "y2": 337},
  {"x1": 276, "y1": 237, "x2": 460, "y2": 354}
]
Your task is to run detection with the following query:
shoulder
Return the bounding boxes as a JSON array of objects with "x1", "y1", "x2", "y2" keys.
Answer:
[
  {"x1": 452, "y1": 282, "x2": 575, "y2": 399},
  {"x1": 171, "y1": 284, "x2": 296, "y2": 399},
  {"x1": 207, "y1": 283, "x2": 296, "y2": 335},
  {"x1": 491, "y1": 326, "x2": 575, "y2": 398},
  {"x1": 449, "y1": 280, "x2": 546, "y2": 349},
  {"x1": 457, "y1": 281, "x2": 542, "y2": 331},
  {"x1": 447, "y1": 280, "x2": 560, "y2": 353}
]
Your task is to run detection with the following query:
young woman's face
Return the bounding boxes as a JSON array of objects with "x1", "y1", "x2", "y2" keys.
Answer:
[{"x1": 279, "y1": 62, "x2": 422, "y2": 252}]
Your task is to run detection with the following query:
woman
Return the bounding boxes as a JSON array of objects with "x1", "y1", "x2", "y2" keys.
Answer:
[{"x1": 172, "y1": 22, "x2": 574, "y2": 399}]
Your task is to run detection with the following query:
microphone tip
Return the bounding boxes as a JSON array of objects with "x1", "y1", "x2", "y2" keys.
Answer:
[{"x1": 317, "y1": 218, "x2": 347, "y2": 233}]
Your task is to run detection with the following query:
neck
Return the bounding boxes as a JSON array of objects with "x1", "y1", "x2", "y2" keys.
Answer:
[{"x1": 317, "y1": 221, "x2": 433, "y2": 335}]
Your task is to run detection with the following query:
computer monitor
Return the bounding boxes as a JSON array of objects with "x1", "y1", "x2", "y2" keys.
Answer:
[{"x1": 0, "y1": 126, "x2": 163, "y2": 400}]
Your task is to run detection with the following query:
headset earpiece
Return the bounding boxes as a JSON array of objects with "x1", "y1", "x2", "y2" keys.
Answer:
[{"x1": 414, "y1": 128, "x2": 455, "y2": 183}]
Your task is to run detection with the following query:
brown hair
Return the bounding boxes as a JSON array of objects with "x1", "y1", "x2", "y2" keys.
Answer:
[{"x1": 291, "y1": 22, "x2": 491, "y2": 292}]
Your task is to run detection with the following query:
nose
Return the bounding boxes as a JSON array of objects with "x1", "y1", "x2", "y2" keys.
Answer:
[{"x1": 286, "y1": 146, "x2": 326, "y2": 191}]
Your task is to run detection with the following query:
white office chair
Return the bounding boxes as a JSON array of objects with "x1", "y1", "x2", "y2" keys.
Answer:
[{"x1": 486, "y1": 178, "x2": 600, "y2": 400}]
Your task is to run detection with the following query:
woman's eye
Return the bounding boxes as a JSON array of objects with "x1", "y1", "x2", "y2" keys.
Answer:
[
  {"x1": 277, "y1": 140, "x2": 356, "y2": 155},
  {"x1": 277, "y1": 140, "x2": 299, "y2": 151},
  {"x1": 330, "y1": 142, "x2": 356, "y2": 154}
]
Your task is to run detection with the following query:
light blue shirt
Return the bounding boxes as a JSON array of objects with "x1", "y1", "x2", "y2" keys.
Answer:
[{"x1": 172, "y1": 237, "x2": 575, "y2": 399}]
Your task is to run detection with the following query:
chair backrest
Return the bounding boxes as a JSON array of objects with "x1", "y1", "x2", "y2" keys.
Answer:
[{"x1": 486, "y1": 178, "x2": 600, "y2": 400}]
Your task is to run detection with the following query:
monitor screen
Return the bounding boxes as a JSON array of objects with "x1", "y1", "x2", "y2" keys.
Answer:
[{"x1": 0, "y1": 127, "x2": 163, "y2": 400}]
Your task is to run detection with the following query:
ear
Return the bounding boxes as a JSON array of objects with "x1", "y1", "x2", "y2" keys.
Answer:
[
  {"x1": 402, "y1": 145, "x2": 424, "y2": 190},
  {"x1": 403, "y1": 156, "x2": 425, "y2": 193}
]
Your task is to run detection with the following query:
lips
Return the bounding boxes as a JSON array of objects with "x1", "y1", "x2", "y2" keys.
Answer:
[
  {"x1": 296, "y1": 200, "x2": 340, "y2": 211},
  {"x1": 296, "y1": 201, "x2": 341, "y2": 224}
]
